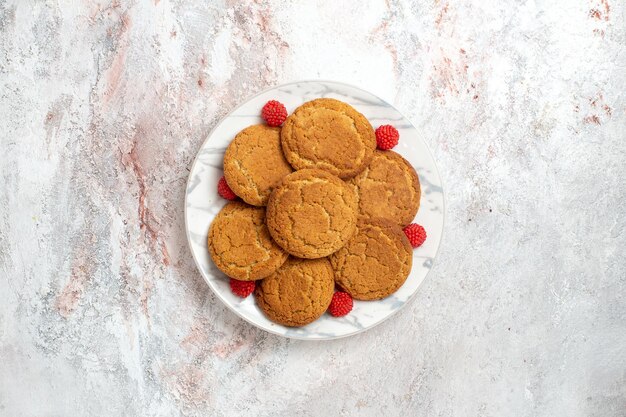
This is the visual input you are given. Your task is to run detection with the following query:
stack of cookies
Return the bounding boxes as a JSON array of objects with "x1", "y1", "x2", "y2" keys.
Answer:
[{"x1": 208, "y1": 98, "x2": 424, "y2": 327}]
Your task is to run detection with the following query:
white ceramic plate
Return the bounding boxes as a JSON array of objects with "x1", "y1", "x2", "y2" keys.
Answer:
[{"x1": 185, "y1": 81, "x2": 444, "y2": 340}]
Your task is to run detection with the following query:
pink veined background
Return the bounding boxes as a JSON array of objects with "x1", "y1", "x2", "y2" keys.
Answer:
[{"x1": 1, "y1": 1, "x2": 625, "y2": 416}]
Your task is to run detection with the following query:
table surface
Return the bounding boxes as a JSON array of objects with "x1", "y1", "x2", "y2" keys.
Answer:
[{"x1": 1, "y1": 1, "x2": 625, "y2": 416}]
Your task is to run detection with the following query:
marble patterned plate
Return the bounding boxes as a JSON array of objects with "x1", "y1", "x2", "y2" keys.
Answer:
[{"x1": 185, "y1": 81, "x2": 445, "y2": 340}]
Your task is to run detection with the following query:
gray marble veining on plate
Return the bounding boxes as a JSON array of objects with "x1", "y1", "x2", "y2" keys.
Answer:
[{"x1": 1, "y1": 1, "x2": 625, "y2": 416}]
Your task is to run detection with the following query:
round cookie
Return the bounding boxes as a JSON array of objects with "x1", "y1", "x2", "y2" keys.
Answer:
[
  {"x1": 281, "y1": 98, "x2": 376, "y2": 179},
  {"x1": 223, "y1": 124, "x2": 293, "y2": 206},
  {"x1": 266, "y1": 169, "x2": 358, "y2": 259},
  {"x1": 255, "y1": 257, "x2": 335, "y2": 327},
  {"x1": 208, "y1": 201, "x2": 288, "y2": 280},
  {"x1": 349, "y1": 150, "x2": 420, "y2": 227},
  {"x1": 330, "y1": 218, "x2": 413, "y2": 300}
]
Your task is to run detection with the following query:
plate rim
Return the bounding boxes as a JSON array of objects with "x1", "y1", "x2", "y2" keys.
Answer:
[{"x1": 184, "y1": 79, "x2": 446, "y2": 341}]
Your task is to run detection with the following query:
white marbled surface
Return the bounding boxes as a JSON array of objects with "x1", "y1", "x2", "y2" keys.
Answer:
[{"x1": 1, "y1": 1, "x2": 625, "y2": 416}]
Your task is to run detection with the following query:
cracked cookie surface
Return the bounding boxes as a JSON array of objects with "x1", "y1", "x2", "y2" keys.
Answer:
[
  {"x1": 349, "y1": 150, "x2": 420, "y2": 227},
  {"x1": 330, "y1": 218, "x2": 412, "y2": 300},
  {"x1": 266, "y1": 169, "x2": 358, "y2": 259},
  {"x1": 255, "y1": 257, "x2": 335, "y2": 327},
  {"x1": 223, "y1": 124, "x2": 293, "y2": 206},
  {"x1": 280, "y1": 98, "x2": 376, "y2": 179},
  {"x1": 208, "y1": 201, "x2": 288, "y2": 280}
]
